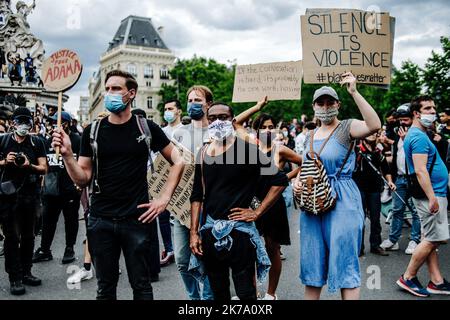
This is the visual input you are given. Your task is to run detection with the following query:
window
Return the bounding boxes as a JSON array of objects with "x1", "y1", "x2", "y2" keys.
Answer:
[
  {"x1": 147, "y1": 96, "x2": 153, "y2": 109},
  {"x1": 127, "y1": 64, "x2": 137, "y2": 77},
  {"x1": 160, "y1": 66, "x2": 169, "y2": 80},
  {"x1": 144, "y1": 65, "x2": 153, "y2": 79},
  {"x1": 146, "y1": 81, "x2": 152, "y2": 87}
]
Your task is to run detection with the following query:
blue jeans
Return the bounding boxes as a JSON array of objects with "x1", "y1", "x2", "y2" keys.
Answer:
[
  {"x1": 173, "y1": 219, "x2": 213, "y2": 300},
  {"x1": 389, "y1": 176, "x2": 421, "y2": 244},
  {"x1": 158, "y1": 210, "x2": 173, "y2": 253}
]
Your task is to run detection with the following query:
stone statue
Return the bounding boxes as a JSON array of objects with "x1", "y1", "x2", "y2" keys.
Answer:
[{"x1": 0, "y1": 0, "x2": 44, "y2": 68}]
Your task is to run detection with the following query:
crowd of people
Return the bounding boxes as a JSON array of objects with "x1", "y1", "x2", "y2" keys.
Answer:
[{"x1": 0, "y1": 69, "x2": 449, "y2": 300}]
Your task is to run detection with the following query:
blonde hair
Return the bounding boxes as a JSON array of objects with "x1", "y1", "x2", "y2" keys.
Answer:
[{"x1": 186, "y1": 85, "x2": 213, "y2": 103}]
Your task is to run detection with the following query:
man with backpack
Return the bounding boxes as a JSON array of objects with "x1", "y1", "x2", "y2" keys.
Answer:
[
  {"x1": 52, "y1": 70, "x2": 185, "y2": 300},
  {"x1": 0, "y1": 107, "x2": 48, "y2": 296}
]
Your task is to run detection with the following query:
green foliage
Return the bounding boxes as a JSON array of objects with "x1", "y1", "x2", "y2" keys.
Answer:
[
  {"x1": 423, "y1": 36, "x2": 450, "y2": 109},
  {"x1": 158, "y1": 37, "x2": 449, "y2": 123}
]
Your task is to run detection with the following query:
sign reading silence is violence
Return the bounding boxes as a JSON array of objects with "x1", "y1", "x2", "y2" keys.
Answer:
[{"x1": 301, "y1": 9, "x2": 396, "y2": 86}]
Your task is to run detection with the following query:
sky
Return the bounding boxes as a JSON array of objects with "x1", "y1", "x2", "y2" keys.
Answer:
[{"x1": 16, "y1": 0, "x2": 450, "y2": 114}]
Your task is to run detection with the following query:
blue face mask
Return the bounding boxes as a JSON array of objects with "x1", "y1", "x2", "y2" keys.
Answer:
[
  {"x1": 187, "y1": 103, "x2": 204, "y2": 121},
  {"x1": 164, "y1": 111, "x2": 176, "y2": 124},
  {"x1": 104, "y1": 92, "x2": 130, "y2": 114}
]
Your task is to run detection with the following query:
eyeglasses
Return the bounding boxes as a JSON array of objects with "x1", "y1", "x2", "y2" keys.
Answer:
[{"x1": 207, "y1": 114, "x2": 232, "y2": 123}]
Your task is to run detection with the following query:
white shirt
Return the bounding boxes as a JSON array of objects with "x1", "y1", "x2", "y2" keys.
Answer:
[
  {"x1": 396, "y1": 138, "x2": 406, "y2": 175},
  {"x1": 295, "y1": 132, "x2": 307, "y2": 155},
  {"x1": 162, "y1": 123, "x2": 183, "y2": 139}
]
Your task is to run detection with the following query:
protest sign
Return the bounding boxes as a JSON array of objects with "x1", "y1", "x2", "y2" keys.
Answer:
[
  {"x1": 301, "y1": 9, "x2": 393, "y2": 85},
  {"x1": 232, "y1": 61, "x2": 302, "y2": 103},
  {"x1": 42, "y1": 49, "x2": 83, "y2": 156},
  {"x1": 147, "y1": 142, "x2": 194, "y2": 228}
]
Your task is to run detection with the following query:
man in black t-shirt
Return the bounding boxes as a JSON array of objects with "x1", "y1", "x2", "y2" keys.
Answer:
[
  {"x1": 52, "y1": 70, "x2": 184, "y2": 300},
  {"x1": 0, "y1": 107, "x2": 48, "y2": 296},
  {"x1": 33, "y1": 111, "x2": 82, "y2": 265},
  {"x1": 190, "y1": 103, "x2": 287, "y2": 301}
]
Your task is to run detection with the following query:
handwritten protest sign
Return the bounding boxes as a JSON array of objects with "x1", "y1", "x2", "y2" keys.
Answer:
[
  {"x1": 147, "y1": 142, "x2": 194, "y2": 228},
  {"x1": 42, "y1": 49, "x2": 83, "y2": 157},
  {"x1": 301, "y1": 9, "x2": 393, "y2": 85},
  {"x1": 232, "y1": 61, "x2": 302, "y2": 103}
]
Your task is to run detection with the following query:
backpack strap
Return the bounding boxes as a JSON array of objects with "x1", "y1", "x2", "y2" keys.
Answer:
[
  {"x1": 199, "y1": 143, "x2": 210, "y2": 226},
  {"x1": 308, "y1": 123, "x2": 341, "y2": 160},
  {"x1": 0, "y1": 133, "x2": 12, "y2": 157},
  {"x1": 336, "y1": 140, "x2": 355, "y2": 179},
  {"x1": 135, "y1": 115, "x2": 154, "y2": 173},
  {"x1": 89, "y1": 118, "x2": 103, "y2": 198}
]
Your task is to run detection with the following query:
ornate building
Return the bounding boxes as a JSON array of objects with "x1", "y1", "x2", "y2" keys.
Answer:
[{"x1": 88, "y1": 15, "x2": 176, "y2": 123}]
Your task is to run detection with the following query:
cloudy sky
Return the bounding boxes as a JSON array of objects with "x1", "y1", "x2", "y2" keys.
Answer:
[{"x1": 19, "y1": 0, "x2": 450, "y2": 113}]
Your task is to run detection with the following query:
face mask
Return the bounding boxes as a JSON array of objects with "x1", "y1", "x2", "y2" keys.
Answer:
[
  {"x1": 208, "y1": 120, "x2": 234, "y2": 141},
  {"x1": 419, "y1": 114, "x2": 436, "y2": 128},
  {"x1": 187, "y1": 103, "x2": 205, "y2": 121},
  {"x1": 314, "y1": 106, "x2": 339, "y2": 125},
  {"x1": 104, "y1": 92, "x2": 130, "y2": 114},
  {"x1": 15, "y1": 124, "x2": 31, "y2": 137},
  {"x1": 283, "y1": 131, "x2": 289, "y2": 138},
  {"x1": 164, "y1": 111, "x2": 176, "y2": 124}
]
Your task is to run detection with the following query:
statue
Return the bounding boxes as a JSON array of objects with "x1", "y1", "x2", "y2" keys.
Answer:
[{"x1": 0, "y1": 0, "x2": 45, "y2": 68}]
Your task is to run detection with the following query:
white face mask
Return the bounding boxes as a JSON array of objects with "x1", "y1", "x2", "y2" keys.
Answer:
[
  {"x1": 419, "y1": 114, "x2": 436, "y2": 128},
  {"x1": 314, "y1": 106, "x2": 339, "y2": 125},
  {"x1": 15, "y1": 124, "x2": 31, "y2": 137},
  {"x1": 208, "y1": 120, "x2": 234, "y2": 141}
]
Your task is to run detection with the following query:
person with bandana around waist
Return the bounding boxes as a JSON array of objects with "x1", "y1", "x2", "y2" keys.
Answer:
[{"x1": 293, "y1": 72, "x2": 381, "y2": 300}]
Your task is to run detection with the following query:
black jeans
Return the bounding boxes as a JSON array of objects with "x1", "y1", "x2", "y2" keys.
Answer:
[
  {"x1": 87, "y1": 215, "x2": 157, "y2": 300},
  {"x1": 201, "y1": 229, "x2": 257, "y2": 301},
  {"x1": 2, "y1": 194, "x2": 37, "y2": 282},
  {"x1": 40, "y1": 194, "x2": 81, "y2": 251},
  {"x1": 360, "y1": 191, "x2": 382, "y2": 251}
]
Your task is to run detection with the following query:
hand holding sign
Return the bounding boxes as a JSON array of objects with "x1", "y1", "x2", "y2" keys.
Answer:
[
  {"x1": 42, "y1": 49, "x2": 83, "y2": 157},
  {"x1": 340, "y1": 72, "x2": 357, "y2": 95}
]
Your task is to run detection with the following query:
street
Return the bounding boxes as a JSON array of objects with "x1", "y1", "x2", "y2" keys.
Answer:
[{"x1": 0, "y1": 208, "x2": 449, "y2": 300}]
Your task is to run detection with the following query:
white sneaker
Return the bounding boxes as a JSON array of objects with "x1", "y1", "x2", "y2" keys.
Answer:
[
  {"x1": 405, "y1": 241, "x2": 418, "y2": 255},
  {"x1": 259, "y1": 293, "x2": 278, "y2": 300},
  {"x1": 380, "y1": 239, "x2": 399, "y2": 251},
  {"x1": 67, "y1": 267, "x2": 93, "y2": 284},
  {"x1": 231, "y1": 296, "x2": 239, "y2": 300}
]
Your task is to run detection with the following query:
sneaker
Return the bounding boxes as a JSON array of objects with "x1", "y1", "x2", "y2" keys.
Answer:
[
  {"x1": 62, "y1": 246, "x2": 75, "y2": 264},
  {"x1": 22, "y1": 273, "x2": 42, "y2": 286},
  {"x1": 396, "y1": 275, "x2": 430, "y2": 297},
  {"x1": 160, "y1": 250, "x2": 175, "y2": 267},
  {"x1": 380, "y1": 239, "x2": 399, "y2": 251},
  {"x1": 280, "y1": 251, "x2": 286, "y2": 261},
  {"x1": 370, "y1": 247, "x2": 389, "y2": 256},
  {"x1": 427, "y1": 279, "x2": 450, "y2": 295},
  {"x1": 10, "y1": 280, "x2": 25, "y2": 295},
  {"x1": 0, "y1": 246, "x2": 4, "y2": 257},
  {"x1": 231, "y1": 296, "x2": 240, "y2": 300},
  {"x1": 405, "y1": 241, "x2": 418, "y2": 255},
  {"x1": 259, "y1": 293, "x2": 278, "y2": 300},
  {"x1": 67, "y1": 267, "x2": 93, "y2": 284},
  {"x1": 32, "y1": 248, "x2": 53, "y2": 263}
]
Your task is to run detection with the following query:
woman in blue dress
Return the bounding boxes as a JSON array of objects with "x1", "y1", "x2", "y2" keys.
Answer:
[{"x1": 293, "y1": 72, "x2": 381, "y2": 300}]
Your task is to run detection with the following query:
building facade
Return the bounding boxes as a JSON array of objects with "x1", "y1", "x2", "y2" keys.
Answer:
[
  {"x1": 77, "y1": 96, "x2": 89, "y2": 124},
  {"x1": 88, "y1": 15, "x2": 176, "y2": 123}
]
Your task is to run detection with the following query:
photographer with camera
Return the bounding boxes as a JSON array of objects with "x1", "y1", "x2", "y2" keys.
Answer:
[
  {"x1": 0, "y1": 107, "x2": 48, "y2": 296},
  {"x1": 380, "y1": 104, "x2": 421, "y2": 255}
]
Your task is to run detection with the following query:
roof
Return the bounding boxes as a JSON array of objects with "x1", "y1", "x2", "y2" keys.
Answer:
[{"x1": 107, "y1": 15, "x2": 168, "y2": 51}]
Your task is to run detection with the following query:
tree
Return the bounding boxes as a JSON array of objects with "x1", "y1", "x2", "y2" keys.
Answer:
[
  {"x1": 381, "y1": 60, "x2": 423, "y2": 116},
  {"x1": 158, "y1": 56, "x2": 235, "y2": 116},
  {"x1": 423, "y1": 36, "x2": 450, "y2": 109}
]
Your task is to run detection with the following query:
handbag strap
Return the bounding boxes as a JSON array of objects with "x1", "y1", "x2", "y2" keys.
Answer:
[
  {"x1": 309, "y1": 122, "x2": 342, "y2": 158},
  {"x1": 336, "y1": 140, "x2": 355, "y2": 179}
]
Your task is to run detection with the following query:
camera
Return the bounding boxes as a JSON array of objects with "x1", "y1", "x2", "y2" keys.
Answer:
[{"x1": 14, "y1": 152, "x2": 27, "y2": 166}]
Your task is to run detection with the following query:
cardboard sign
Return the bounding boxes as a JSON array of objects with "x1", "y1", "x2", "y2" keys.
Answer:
[
  {"x1": 42, "y1": 49, "x2": 83, "y2": 92},
  {"x1": 301, "y1": 9, "x2": 393, "y2": 85},
  {"x1": 147, "y1": 142, "x2": 194, "y2": 228},
  {"x1": 232, "y1": 61, "x2": 302, "y2": 103}
]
